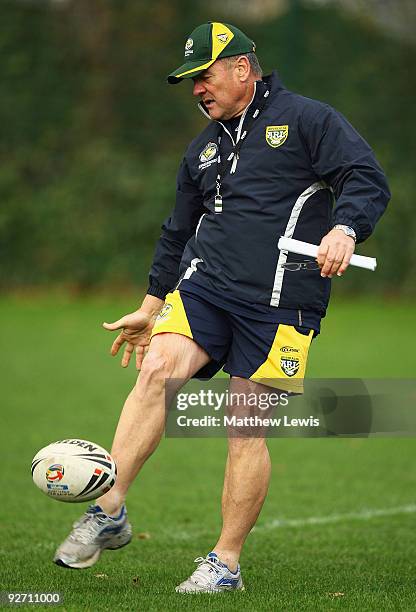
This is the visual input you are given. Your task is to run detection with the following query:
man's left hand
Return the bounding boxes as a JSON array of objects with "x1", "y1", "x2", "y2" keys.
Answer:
[{"x1": 317, "y1": 228, "x2": 355, "y2": 278}]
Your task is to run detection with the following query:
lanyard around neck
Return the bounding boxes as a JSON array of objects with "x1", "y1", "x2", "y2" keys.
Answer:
[{"x1": 215, "y1": 84, "x2": 270, "y2": 213}]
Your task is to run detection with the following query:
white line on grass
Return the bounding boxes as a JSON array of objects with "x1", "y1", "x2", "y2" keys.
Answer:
[
  {"x1": 167, "y1": 504, "x2": 416, "y2": 540},
  {"x1": 251, "y1": 504, "x2": 416, "y2": 532}
]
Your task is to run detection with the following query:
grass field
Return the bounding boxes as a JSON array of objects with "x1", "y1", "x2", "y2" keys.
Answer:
[{"x1": 1, "y1": 295, "x2": 416, "y2": 611}]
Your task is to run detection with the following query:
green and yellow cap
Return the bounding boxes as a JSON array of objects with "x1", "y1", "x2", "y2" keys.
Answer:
[{"x1": 167, "y1": 22, "x2": 256, "y2": 84}]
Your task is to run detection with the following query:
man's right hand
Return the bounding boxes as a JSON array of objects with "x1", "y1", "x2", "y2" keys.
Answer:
[{"x1": 103, "y1": 295, "x2": 164, "y2": 369}]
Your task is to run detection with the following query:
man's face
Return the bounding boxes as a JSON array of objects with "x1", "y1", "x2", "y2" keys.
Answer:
[{"x1": 192, "y1": 60, "x2": 247, "y2": 121}]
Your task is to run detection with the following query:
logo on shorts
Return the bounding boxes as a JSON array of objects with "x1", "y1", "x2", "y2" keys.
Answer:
[
  {"x1": 156, "y1": 303, "x2": 173, "y2": 321},
  {"x1": 280, "y1": 345, "x2": 299, "y2": 353},
  {"x1": 280, "y1": 357, "x2": 300, "y2": 377},
  {"x1": 266, "y1": 125, "x2": 288, "y2": 148}
]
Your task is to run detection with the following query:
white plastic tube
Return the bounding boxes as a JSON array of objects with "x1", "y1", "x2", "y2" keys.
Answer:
[{"x1": 278, "y1": 237, "x2": 377, "y2": 271}]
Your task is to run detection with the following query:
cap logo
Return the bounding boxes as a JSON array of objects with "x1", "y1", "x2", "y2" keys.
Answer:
[
  {"x1": 216, "y1": 33, "x2": 229, "y2": 43},
  {"x1": 184, "y1": 38, "x2": 193, "y2": 57}
]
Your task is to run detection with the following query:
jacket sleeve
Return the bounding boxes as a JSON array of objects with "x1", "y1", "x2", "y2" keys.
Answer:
[
  {"x1": 147, "y1": 157, "x2": 205, "y2": 299},
  {"x1": 301, "y1": 104, "x2": 391, "y2": 243}
]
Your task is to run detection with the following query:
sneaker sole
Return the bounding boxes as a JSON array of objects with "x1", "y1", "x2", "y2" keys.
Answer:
[
  {"x1": 175, "y1": 583, "x2": 245, "y2": 594},
  {"x1": 54, "y1": 534, "x2": 132, "y2": 570}
]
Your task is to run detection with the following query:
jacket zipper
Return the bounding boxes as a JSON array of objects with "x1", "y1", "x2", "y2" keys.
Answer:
[{"x1": 217, "y1": 82, "x2": 258, "y2": 174}]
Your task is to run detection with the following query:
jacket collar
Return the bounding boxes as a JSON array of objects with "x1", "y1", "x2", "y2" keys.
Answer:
[{"x1": 197, "y1": 70, "x2": 283, "y2": 120}]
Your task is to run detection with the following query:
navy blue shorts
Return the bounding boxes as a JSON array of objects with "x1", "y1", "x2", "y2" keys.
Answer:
[{"x1": 151, "y1": 289, "x2": 314, "y2": 392}]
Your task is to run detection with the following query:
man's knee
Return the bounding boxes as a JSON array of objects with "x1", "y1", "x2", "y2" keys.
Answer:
[{"x1": 137, "y1": 350, "x2": 175, "y2": 390}]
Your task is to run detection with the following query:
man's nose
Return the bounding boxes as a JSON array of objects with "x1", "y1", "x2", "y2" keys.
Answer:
[{"x1": 193, "y1": 80, "x2": 206, "y2": 97}]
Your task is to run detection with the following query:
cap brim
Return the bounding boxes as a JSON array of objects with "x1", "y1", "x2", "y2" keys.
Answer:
[{"x1": 167, "y1": 58, "x2": 215, "y2": 84}]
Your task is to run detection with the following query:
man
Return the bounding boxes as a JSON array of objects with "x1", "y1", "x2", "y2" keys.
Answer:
[{"x1": 54, "y1": 22, "x2": 390, "y2": 592}]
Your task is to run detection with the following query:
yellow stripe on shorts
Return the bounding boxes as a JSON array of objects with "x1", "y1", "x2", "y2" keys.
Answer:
[
  {"x1": 251, "y1": 324, "x2": 313, "y2": 393},
  {"x1": 151, "y1": 290, "x2": 193, "y2": 340}
]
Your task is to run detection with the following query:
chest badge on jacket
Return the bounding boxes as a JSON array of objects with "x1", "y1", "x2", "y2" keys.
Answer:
[
  {"x1": 265, "y1": 125, "x2": 289, "y2": 148},
  {"x1": 199, "y1": 142, "x2": 219, "y2": 170}
]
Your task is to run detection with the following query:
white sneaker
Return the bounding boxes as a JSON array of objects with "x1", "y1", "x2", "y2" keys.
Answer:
[
  {"x1": 175, "y1": 552, "x2": 244, "y2": 593},
  {"x1": 53, "y1": 504, "x2": 132, "y2": 569}
]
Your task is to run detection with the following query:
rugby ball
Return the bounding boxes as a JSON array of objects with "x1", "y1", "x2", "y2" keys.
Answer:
[{"x1": 31, "y1": 439, "x2": 117, "y2": 503}]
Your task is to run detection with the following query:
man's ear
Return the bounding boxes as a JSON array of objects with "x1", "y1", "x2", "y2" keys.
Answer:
[{"x1": 235, "y1": 55, "x2": 251, "y2": 82}]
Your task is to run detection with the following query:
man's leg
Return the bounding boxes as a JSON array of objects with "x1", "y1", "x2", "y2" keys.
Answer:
[
  {"x1": 98, "y1": 332, "x2": 211, "y2": 516},
  {"x1": 175, "y1": 376, "x2": 272, "y2": 592},
  {"x1": 213, "y1": 377, "x2": 272, "y2": 571},
  {"x1": 54, "y1": 332, "x2": 210, "y2": 568}
]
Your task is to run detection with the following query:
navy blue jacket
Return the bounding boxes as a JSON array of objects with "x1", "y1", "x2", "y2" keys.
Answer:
[{"x1": 148, "y1": 72, "x2": 390, "y2": 316}]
